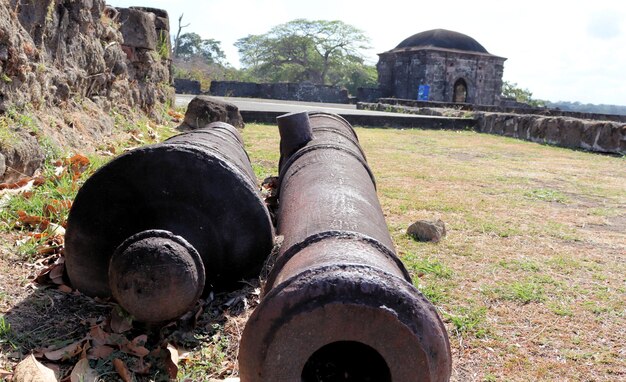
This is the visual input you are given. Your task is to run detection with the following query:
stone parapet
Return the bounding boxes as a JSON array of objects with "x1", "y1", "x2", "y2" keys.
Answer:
[
  {"x1": 476, "y1": 113, "x2": 625, "y2": 155},
  {"x1": 209, "y1": 81, "x2": 349, "y2": 104}
]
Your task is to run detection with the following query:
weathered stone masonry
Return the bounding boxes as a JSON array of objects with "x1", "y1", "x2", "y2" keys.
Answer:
[
  {"x1": 209, "y1": 81, "x2": 349, "y2": 104},
  {"x1": 475, "y1": 113, "x2": 625, "y2": 155},
  {"x1": 377, "y1": 29, "x2": 506, "y2": 105},
  {"x1": 358, "y1": 101, "x2": 626, "y2": 155},
  {"x1": 0, "y1": 0, "x2": 174, "y2": 181}
]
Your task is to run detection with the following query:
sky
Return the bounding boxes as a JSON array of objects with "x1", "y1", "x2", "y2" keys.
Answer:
[{"x1": 108, "y1": 0, "x2": 626, "y2": 105}]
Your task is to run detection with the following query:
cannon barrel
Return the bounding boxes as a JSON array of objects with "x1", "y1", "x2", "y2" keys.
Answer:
[
  {"x1": 65, "y1": 122, "x2": 274, "y2": 323},
  {"x1": 239, "y1": 112, "x2": 452, "y2": 382}
]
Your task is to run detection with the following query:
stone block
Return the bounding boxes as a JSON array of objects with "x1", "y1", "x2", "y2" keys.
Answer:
[
  {"x1": 596, "y1": 123, "x2": 621, "y2": 151},
  {"x1": 181, "y1": 96, "x2": 244, "y2": 130},
  {"x1": 544, "y1": 118, "x2": 561, "y2": 144},
  {"x1": 559, "y1": 119, "x2": 583, "y2": 148},
  {"x1": 503, "y1": 116, "x2": 517, "y2": 137},
  {"x1": 581, "y1": 122, "x2": 601, "y2": 148},
  {"x1": 117, "y1": 8, "x2": 157, "y2": 50}
]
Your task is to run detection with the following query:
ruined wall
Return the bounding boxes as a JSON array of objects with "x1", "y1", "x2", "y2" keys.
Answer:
[
  {"x1": 356, "y1": 87, "x2": 384, "y2": 103},
  {"x1": 174, "y1": 78, "x2": 202, "y2": 94},
  {"x1": 375, "y1": 98, "x2": 626, "y2": 123},
  {"x1": 209, "y1": 81, "x2": 350, "y2": 104},
  {"x1": 377, "y1": 48, "x2": 505, "y2": 105},
  {"x1": 0, "y1": 0, "x2": 173, "y2": 181},
  {"x1": 476, "y1": 113, "x2": 625, "y2": 155},
  {"x1": 358, "y1": 101, "x2": 626, "y2": 155}
]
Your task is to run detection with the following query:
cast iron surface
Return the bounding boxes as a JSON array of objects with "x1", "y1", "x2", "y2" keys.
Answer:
[
  {"x1": 65, "y1": 123, "x2": 274, "y2": 302},
  {"x1": 239, "y1": 112, "x2": 451, "y2": 382},
  {"x1": 240, "y1": 265, "x2": 452, "y2": 381},
  {"x1": 277, "y1": 111, "x2": 313, "y2": 171},
  {"x1": 108, "y1": 229, "x2": 205, "y2": 323},
  {"x1": 277, "y1": 142, "x2": 387, "y2": 255},
  {"x1": 264, "y1": 232, "x2": 412, "y2": 292}
]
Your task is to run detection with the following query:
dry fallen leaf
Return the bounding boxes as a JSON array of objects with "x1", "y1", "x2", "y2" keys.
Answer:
[
  {"x1": 13, "y1": 354, "x2": 58, "y2": 382},
  {"x1": 66, "y1": 154, "x2": 90, "y2": 176},
  {"x1": 17, "y1": 210, "x2": 50, "y2": 230},
  {"x1": 112, "y1": 358, "x2": 132, "y2": 382},
  {"x1": 123, "y1": 334, "x2": 149, "y2": 358},
  {"x1": 162, "y1": 344, "x2": 179, "y2": 379},
  {"x1": 80, "y1": 341, "x2": 91, "y2": 360},
  {"x1": 69, "y1": 359, "x2": 99, "y2": 382},
  {"x1": 42, "y1": 200, "x2": 72, "y2": 219},
  {"x1": 167, "y1": 109, "x2": 184, "y2": 119},
  {"x1": 87, "y1": 344, "x2": 115, "y2": 360},
  {"x1": 48, "y1": 262, "x2": 65, "y2": 285},
  {"x1": 88, "y1": 325, "x2": 110, "y2": 347},
  {"x1": 44, "y1": 340, "x2": 83, "y2": 361}
]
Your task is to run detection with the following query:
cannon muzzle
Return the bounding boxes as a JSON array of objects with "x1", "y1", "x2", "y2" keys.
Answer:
[{"x1": 239, "y1": 112, "x2": 452, "y2": 382}]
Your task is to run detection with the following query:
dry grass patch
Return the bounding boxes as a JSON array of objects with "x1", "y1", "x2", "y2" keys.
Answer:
[{"x1": 358, "y1": 127, "x2": 625, "y2": 381}]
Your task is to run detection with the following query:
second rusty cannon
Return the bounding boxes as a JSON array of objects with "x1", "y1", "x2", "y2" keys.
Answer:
[
  {"x1": 239, "y1": 112, "x2": 452, "y2": 381},
  {"x1": 64, "y1": 122, "x2": 274, "y2": 323}
]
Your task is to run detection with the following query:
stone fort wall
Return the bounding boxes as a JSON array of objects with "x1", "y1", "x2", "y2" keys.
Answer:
[
  {"x1": 358, "y1": 101, "x2": 626, "y2": 155},
  {"x1": 0, "y1": 0, "x2": 173, "y2": 181},
  {"x1": 209, "y1": 81, "x2": 349, "y2": 104},
  {"x1": 377, "y1": 49, "x2": 505, "y2": 105}
]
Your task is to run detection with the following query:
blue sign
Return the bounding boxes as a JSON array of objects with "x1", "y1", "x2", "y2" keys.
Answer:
[{"x1": 418, "y1": 85, "x2": 430, "y2": 101}]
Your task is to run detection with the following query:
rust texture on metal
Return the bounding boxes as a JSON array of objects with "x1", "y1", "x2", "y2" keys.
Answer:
[
  {"x1": 65, "y1": 122, "x2": 274, "y2": 323},
  {"x1": 108, "y1": 229, "x2": 205, "y2": 323},
  {"x1": 239, "y1": 112, "x2": 452, "y2": 382}
]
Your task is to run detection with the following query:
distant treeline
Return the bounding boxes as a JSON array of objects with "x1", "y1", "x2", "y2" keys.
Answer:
[{"x1": 545, "y1": 101, "x2": 626, "y2": 116}]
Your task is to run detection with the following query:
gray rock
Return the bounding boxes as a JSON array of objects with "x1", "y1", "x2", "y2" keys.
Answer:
[
  {"x1": 407, "y1": 219, "x2": 446, "y2": 243},
  {"x1": 0, "y1": 132, "x2": 45, "y2": 183},
  {"x1": 181, "y1": 96, "x2": 244, "y2": 130},
  {"x1": 117, "y1": 8, "x2": 157, "y2": 50}
]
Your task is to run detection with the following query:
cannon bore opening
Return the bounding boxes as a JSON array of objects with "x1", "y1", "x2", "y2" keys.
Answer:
[{"x1": 301, "y1": 341, "x2": 391, "y2": 382}]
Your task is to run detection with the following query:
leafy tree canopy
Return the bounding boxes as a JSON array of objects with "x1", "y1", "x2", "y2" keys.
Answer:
[
  {"x1": 502, "y1": 81, "x2": 545, "y2": 107},
  {"x1": 235, "y1": 19, "x2": 374, "y2": 88},
  {"x1": 176, "y1": 32, "x2": 226, "y2": 64}
]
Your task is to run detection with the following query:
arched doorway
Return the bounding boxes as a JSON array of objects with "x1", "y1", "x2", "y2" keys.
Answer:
[{"x1": 453, "y1": 78, "x2": 468, "y2": 103}]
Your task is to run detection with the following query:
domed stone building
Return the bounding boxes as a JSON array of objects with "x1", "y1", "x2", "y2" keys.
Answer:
[{"x1": 376, "y1": 29, "x2": 506, "y2": 105}]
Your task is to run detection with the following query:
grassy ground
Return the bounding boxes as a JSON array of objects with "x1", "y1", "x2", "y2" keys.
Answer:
[
  {"x1": 1, "y1": 122, "x2": 624, "y2": 381},
  {"x1": 354, "y1": 128, "x2": 625, "y2": 381},
  {"x1": 244, "y1": 124, "x2": 625, "y2": 381}
]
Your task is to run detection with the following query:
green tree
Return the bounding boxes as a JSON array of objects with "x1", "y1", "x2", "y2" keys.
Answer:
[
  {"x1": 235, "y1": 19, "x2": 372, "y2": 87},
  {"x1": 328, "y1": 57, "x2": 377, "y2": 94},
  {"x1": 176, "y1": 32, "x2": 226, "y2": 64},
  {"x1": 502, "y1": 81, "x2": 545, "y2": 107}
]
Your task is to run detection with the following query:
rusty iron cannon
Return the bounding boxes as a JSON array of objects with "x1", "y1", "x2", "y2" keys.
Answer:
[
  {"x1": 239, "y1": 112, "x2": 452, "y2": 382},
  {"x1": 65, "y1": 122, "x2": 274, "y2": 323}
]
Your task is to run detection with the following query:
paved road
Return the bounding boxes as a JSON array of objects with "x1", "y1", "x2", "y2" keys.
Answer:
[{"x1": 175, "y1": 94, "x2": 450, "y2": 119}]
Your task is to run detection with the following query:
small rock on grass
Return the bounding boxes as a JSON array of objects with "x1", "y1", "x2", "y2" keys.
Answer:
[{"x1": 407, "y1": 219, "x2": 446, "y2": 243}]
